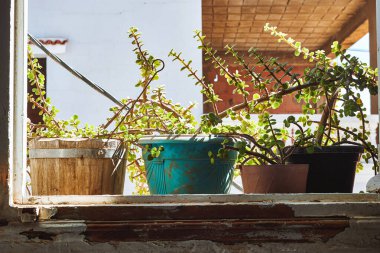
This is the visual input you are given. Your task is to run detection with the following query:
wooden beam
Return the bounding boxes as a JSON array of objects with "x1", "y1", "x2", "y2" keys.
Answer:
[
  {"x1": 321, "y1": 3, "x2": 368, "y2": 55},
  {"x1": 0, "y1": 0, "x2": 18, "y2": 219},
  {"x1": 341, "y1": 20, "x2": 369, "y2": 50},
  {"x1": 369, "y1": 0, "x2": 378, "y2": 114}
]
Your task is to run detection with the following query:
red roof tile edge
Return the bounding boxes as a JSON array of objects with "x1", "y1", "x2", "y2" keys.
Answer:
[{"x1": 28, "y1": 39, "x2": 68, "y2": 45}]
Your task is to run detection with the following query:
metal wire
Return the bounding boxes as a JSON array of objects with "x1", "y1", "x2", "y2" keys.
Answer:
[
  {"x1": 28, "y1": 33, "x2": 124, "y2": 108},
  {"x1": 29, "y1": 33, "x2": 166, "y2": 147}
]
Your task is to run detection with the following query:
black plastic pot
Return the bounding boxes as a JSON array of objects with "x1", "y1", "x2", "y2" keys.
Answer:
[{"x1": 286, "y1": 145, "x2": 364, "y2": 193}]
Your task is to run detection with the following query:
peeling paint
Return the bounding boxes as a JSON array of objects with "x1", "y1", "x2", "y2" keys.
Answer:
[
  {"x1": 18, "y1": 208, "x2": 37, "y2": 223},
  {"x1": 38, "y1": 207, "x2": 57, "y2": 221},
  {"x1": 0, "y1": 214, "x2": 378, "y2": 253},
  {"x1": 19, "y1": 229, "x2": 56, "y2": 241},
  {"x1": 290, "y1": 202, "x2": 380, "y2": 218}
]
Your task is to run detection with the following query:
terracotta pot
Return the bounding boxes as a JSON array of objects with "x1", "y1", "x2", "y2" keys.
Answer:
[{"x1": 240, "y1": 164, "x2": 309, "y2": 193}]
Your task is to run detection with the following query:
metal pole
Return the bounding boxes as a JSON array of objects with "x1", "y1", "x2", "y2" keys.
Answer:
[{"x1": 28, "y1": 33, "x2": 124, "y2": 108}]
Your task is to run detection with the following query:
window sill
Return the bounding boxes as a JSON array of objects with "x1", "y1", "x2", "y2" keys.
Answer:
[
  {"x1": 13, "y1": 193, "x2": 380, "y2": 244},
  {"x1": 14, "y1": 193, "x2": 380, "y2": 220},
  {"x1": 21, "y1": 193, "x2": 380, "y2": 206}
]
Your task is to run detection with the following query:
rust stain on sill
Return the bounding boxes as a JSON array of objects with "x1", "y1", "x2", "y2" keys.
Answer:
[
  {"x1": 82, "y1": 218, "x2": 349, "y2": 244},
  {"x1": 21, "y1": 202, "x2": 352, "y2": 244},
  {"x1": 52, "y1": 203, "x2": 296, "y2": 221}
]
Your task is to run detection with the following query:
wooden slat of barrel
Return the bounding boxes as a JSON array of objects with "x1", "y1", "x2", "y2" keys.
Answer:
[{"x1": 29, "y1": 138, "x2": 125, "y2": 195}]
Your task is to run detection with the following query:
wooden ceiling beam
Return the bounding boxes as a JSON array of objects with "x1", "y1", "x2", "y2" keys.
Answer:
[
  {"x1": 321, "y1": 2, "x2": 369, "y2": 55},
  {"x1": 341, "y1": 20, "x2": 369, "y2": 49}
]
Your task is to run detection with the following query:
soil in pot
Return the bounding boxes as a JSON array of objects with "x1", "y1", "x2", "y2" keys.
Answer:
[
  {"x1": 240, "y1": 164, "x2": 309, "y2": 193},
  {"x1": 286, "y1": 145, "x2": 364, "y2": 193}
]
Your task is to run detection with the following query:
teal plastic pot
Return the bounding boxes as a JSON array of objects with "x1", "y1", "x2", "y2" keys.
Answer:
[{"x1": 138, "y1": 135, "x2": 238, "y2": 194}]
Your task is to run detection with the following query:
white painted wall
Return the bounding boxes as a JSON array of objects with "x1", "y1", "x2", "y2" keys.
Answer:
[{"x1": 28, "y1": 0, "x2": 202, "y2": 126}]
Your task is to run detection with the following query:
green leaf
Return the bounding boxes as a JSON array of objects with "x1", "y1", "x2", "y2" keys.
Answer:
[
  {"x1": 252, "y1": 93, "x2": 260, "y2": 100},
  {"x1": 306, "y1": 146, "x2": 314, "y2": 153},
  {"x1": 287, "y1": 116, "x2": 295, "y2": 123},
  {"x1": 271, "y1": 101, "x2": 281, "y2": 109}
]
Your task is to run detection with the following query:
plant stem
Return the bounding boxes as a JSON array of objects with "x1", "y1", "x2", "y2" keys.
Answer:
[
  {"x1": 224, "y1": 145, "x2": 277, "y2": 165},
  {"x1": 316, "y1": 90, "x2": 339, "y2": 145},
  {"x1": 218, "y1": 81, "x2": 322, "y2": 118}
]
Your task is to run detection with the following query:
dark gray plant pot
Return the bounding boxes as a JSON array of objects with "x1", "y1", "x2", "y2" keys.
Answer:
[{"x1": 286, "y1": 145, "x2": 364, "y2": 193}]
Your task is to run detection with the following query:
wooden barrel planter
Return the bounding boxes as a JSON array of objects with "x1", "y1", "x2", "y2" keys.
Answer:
[{"x1": 29, "y1": 138, "x2": 126, "y2": 195}]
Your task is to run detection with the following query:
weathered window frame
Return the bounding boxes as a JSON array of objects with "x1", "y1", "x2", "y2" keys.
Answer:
[{"x1": 9, "y1": 0, "x2": 380, "y2": 211}]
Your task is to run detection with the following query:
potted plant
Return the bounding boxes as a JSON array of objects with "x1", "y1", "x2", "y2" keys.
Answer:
[
  {"x1": 263, "y1": 24, "x2": 378, "y2": 193},
  {"x1": 138, "y1": 135, "x2": 237, "y2": 194},
  {"x1": 170, "y1": 24, "x2": 378, "y2": 193},
  {"x1": 168, "y1": 37, "x2": 311, "y2": 194},
  {"x1": 222, "y1": 113, "x2": 309, "y2": 194},
  {"x1": 109, "y1": 29, "x2": 238, "y2": 194}
]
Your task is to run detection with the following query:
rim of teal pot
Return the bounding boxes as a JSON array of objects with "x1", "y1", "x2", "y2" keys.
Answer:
[{"x1": 138, "y1": 134, "x2": 234, "y2": 144}]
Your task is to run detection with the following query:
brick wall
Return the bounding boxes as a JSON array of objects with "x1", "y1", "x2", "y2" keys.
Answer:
[{"x1": 202, "y1": 52, "x2": 312, "y2": 114}]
